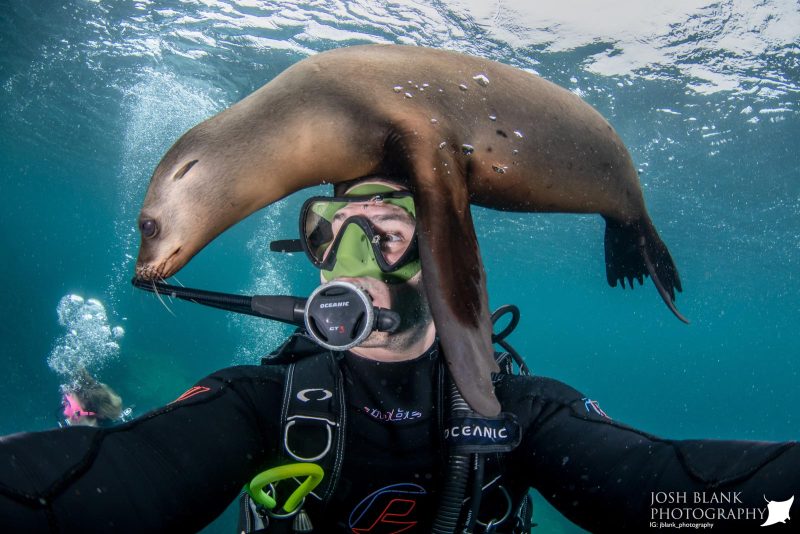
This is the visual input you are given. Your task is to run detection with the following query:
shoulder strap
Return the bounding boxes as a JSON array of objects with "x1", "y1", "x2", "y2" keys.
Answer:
[{"x1": 279, "y1": 350, "x2": 346, "y2": 505}]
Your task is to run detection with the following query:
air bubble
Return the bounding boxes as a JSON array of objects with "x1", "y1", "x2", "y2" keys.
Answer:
[
  {"x1": 472, "y1": 74, "x2": 490, "y2": 86},
  {"x1": 48, "y1": 294, "x2": 124, "y2": 379},
  {"x1": 461, "y1": 144, "x2": 474, "y2": 155}
]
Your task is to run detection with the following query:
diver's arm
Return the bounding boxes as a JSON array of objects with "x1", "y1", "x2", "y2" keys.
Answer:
[
  {"x1": 0, "y1": 366, "x2": 283, "y2": 533},
  {"x1": 507, "y1": 376, "x2": 799, "y2": 532}
]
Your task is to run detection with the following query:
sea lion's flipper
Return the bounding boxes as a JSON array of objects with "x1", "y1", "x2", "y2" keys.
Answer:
[
  {"x1": 604, "y1": 217, "x2": 688, "y2": 323},
  {"x1": 400, "y1": 133, "x2": 501, "y2": 417}
]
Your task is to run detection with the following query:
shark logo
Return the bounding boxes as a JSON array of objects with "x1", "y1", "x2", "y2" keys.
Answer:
[{"x1": 761, "y1": 495, "x2": 793, "y2": 527}]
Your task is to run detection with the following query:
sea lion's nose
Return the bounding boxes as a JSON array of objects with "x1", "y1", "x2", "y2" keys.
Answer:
[{"x1": 139, "y1": 218, "x2": 159, "y2": 239}]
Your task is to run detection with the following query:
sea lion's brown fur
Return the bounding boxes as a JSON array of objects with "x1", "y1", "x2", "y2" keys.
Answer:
[{"x1": 135, "y1": 45, "x2": 684, "y2": 416}]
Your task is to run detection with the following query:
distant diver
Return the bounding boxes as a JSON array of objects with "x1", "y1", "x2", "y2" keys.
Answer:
[{"x1": 58, "y1": 368, "x2": 125, "y2": 428}]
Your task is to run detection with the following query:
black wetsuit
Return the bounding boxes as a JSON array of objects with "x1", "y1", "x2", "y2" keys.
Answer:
[{"x1": 0, "y1": 337, "x2": 797, "y2": 533}]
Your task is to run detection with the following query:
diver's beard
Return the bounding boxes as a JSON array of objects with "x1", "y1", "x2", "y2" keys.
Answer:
[{"x1": 358, "y1": 279, "x2": 433, "y2": 351}]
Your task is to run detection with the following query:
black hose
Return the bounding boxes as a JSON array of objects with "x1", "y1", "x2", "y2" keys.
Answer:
[
  {"x1": 132, "y1": 278, "x2": 252, "y2": 307},
  {"x1": 491, "y1": 305, "x2": 531, "y2": 376},
  {"x1": 490, "y1": 305, "x2": 519, "y2": 343},
  {"x1": 497, "y1": 339, "x2": 531, "y2": 376},
  {"x1": 131, "y1": 278, "x2": 301, "y2": 324},
  {"x1": 464, "y1": 454, "x2": 486, "y2": 532},
  {"x1": 131, "y1": 278, "x2": 399, "y2": 334},
  {"x1": 431, "y1": 381, "x2": 473, "y2": 534}
]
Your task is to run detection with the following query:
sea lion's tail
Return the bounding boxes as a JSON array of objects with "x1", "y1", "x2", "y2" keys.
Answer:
[{"x1": 603, "y1": 217, "x2": 688, "y2": 323}]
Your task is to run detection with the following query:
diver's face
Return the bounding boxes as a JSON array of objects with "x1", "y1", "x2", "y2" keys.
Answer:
[
  {"x1": 318, "y1": 186, "x2": 432, "y2": 349},
  {"x1": 62, "y1": 394, "x2": 91, "y2": 424},
  {"x1": 319, "y1": 210, "x2": 428, "y2": 326}
]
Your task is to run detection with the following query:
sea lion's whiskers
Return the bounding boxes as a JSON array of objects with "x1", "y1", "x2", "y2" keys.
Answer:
[
  {"x1": 169, "y1": 277, "x2": 202, "y2": 307},
  {"x1": 158, "y1": 276, "x2": 180, "y2": 305},
  {"x1": 161, "y1": 277, "x2": 178, "y2": 304},
  {"x1": 151, "y1": 279, "x2": 176, "y2": 317},
  {"x1": 172, "y1": 276, "x2": 203, "y2": 304},
  {"x1": 170, "y1": 276, "x2": 195, "y2": 304}
]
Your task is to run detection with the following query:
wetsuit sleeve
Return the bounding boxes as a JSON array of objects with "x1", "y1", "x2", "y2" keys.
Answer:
[
  {"x1": 0, "y1": 365, "x2": 284, "y2": 533},
  {"x1": 502, "y1": 375, "x2": 799, "y2": 532}
]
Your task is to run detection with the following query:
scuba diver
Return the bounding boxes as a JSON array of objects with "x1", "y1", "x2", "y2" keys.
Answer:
[
  {"x1": 0, "y1": 178, "x2": 797, "y2": 533},
  {"x1": 57, "y1": 368, "x2": 125, "y2": 428}
]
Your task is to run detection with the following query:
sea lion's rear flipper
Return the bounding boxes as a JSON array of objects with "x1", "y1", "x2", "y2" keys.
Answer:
[
  {"x1": 604, "y1": 217, "x2": 688, "y2": 323},
  {"x1": 402, "y1": 135, "x2": 501, "y2": 417}
]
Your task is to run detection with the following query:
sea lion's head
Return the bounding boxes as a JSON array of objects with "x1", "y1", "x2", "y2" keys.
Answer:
[
  {"x1": 136, "y1": 100, "x2": 286, "y2": 280},
  {"x1": 132, "y1": 83, "x2": 376, "y2": 282},
  {"x1": 134, "y1": 116, "x2": 262, "y2": 280}
]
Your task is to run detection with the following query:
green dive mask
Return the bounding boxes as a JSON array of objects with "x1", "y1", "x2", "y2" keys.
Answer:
[{"x1": 299, "y1": 184, "x2": 421, "y2": 283}]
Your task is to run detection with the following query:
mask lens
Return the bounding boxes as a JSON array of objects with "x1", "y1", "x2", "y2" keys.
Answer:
[
  {"x1": 302, "y1": 194, "x2": 417, "y2": 270},
  {"x1": 303, "y1": 202, "x2": 337, "y2": 264}
]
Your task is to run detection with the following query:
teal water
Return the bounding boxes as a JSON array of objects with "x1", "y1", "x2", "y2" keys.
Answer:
[{"x1": 1, "y1": 1, "x2": 798, "y2": 532}]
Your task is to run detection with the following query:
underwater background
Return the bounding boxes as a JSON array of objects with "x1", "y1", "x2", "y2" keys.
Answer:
[{"x1": 1, "y1": 1, "x2": 798, "y2": 532}]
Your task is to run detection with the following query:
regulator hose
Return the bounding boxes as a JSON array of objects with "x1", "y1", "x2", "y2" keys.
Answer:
[{"x1": 431, "y1": 381, "x2": 475, "y2": 534}]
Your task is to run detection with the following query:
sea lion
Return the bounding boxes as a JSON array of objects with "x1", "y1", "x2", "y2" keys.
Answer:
[{"x1": 134, "y1": 44, "x2": 685, "y2": 417}]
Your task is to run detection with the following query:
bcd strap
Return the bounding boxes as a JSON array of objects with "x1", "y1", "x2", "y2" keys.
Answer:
[
  {"x1": 280, "y1": 351, "x2": 346, "y2": 503},
  {"x1": 444, "y1": 411, "x2": 521, "y2": 454}
]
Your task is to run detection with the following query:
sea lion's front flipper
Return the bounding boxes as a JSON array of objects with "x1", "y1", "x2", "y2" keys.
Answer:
[
  {"x1": 604, "y1": 216, "x2": 688, "y2": 323},
  {"x1": 400, "y1": 132, "x2": 501, "y2": 417}
]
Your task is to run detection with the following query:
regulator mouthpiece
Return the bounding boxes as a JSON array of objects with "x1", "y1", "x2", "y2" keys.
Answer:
[{"x1": 304, "y1": 281, "x2": 399, "y2": 351}]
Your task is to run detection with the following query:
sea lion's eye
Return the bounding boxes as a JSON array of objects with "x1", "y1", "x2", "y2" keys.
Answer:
[{"x1": 139, "y1": 219, "x2": 158, "y2": 239}]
